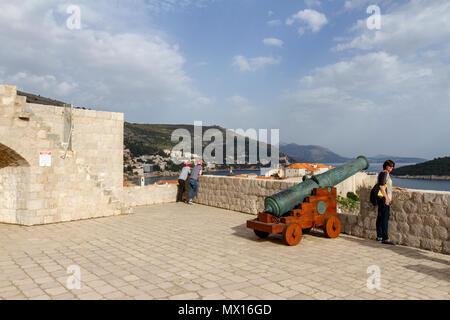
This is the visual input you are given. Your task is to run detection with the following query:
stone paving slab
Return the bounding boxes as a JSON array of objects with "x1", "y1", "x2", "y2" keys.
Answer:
[{"x1": 0, "y1": 203, "x2": 449, "y2": 300}]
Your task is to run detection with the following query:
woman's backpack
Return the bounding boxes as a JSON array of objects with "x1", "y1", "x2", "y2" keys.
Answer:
[{"x1": 369, "y1": 184, "x2": 380, "y2": 206}]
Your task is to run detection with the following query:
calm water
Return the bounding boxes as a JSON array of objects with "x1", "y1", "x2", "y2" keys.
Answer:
[
  {"x1": 132, "y1": 164, "x2": 450, "y2": 192},
  {"x1": 326, "y1": 162, "x2": 450, "y2": 192}
]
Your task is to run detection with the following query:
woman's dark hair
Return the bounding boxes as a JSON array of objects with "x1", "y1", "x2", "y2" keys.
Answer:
[{"x1": 383, "y1": 159, "x2": 395, "y2": 170}]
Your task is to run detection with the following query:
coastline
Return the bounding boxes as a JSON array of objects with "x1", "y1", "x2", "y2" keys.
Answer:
[{"x1": 393, "y1": 175, "x2": 450, "y2": 181}]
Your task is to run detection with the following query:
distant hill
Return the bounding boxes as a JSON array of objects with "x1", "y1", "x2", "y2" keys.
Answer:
[
  {"x1": 279, "y1": 144, "x2": 351, "y2": 163},
  {"x1": 368, "y1": 154, "x2": 428, "y2": 163},
  {"x1": 124, "y1": 122, "x2": 293, "y2": 165},
  {"x1": 393, "y1": 157, "x2": 450, "y2": 176}
]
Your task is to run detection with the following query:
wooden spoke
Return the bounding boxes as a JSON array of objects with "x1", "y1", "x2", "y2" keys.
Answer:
[
  {"x1": 282, "y1": 223, "x2": 302, "y2": 246},
  {"x1": 323, "y1": 216, "x2": 341, "y2": 238}
]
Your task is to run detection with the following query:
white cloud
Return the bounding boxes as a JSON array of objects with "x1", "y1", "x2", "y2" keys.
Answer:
[
  {"x1": 343, "y1": 0, "x2": 393, "y2": 11},
  {"x1": 335, "y1": 0, "x2": 450, "y2": 56},
  {"x1": 305, "y1": 0, "x2": 321, "y2": 8},
  {"x1": 281, "y1": 51, "x2": 450, "y2": 157},
  {"x1": 267, "y1": 19, "x2": 282, "y2": 27},
  {"x1": 286, "y1": 9, "x2": 328, "y2": 33},
  {"x1": 232, "y1": 55, "x2": 281, "y2": 72},
  {"x1": 0, "y1": 0, "x2": 210, "y2": 118},
  {"x1": 263, "y1": 38, "x2": 284, "y2": 48}
]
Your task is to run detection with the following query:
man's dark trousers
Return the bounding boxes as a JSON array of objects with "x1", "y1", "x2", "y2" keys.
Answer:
[
  {"x1": 177, "y1": 179, "x2": 186, "y2": 202},
  {"x1": 376, "y1": 197, "x2": 391, "y2": 240},
  {"x1": 189, "y1": 178, "x2": 198, "y2": 200}
]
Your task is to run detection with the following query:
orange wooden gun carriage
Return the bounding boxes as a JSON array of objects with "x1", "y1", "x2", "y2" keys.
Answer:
[{"x1": 246, "y1": 156, "x2": 369, "y2": 246}]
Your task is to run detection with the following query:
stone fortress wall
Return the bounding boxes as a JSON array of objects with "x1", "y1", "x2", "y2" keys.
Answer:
[
  {"x1": 1, "y1": 84, "x2": 448, "y2": 254},
  {"x1": 195, "y1": 172, "x2": 375, "y2": 215},
  {"x1": 340, "y1": 188, "x2": 450, "y2": 254},
  {"x1": 0, "y1": 85, "x2": 124, "y2": 225}
]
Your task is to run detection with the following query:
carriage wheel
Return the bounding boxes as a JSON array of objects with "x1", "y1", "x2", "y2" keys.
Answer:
[
  {"x1": 323, "y1": 216, "x2": 341, "y2": 238},
  {"x1": 282, "y1": 223, "x2": 302, "y2": 246},
  {"x1": 254, "y1": 230, "x2": 270, "y2": 239}
]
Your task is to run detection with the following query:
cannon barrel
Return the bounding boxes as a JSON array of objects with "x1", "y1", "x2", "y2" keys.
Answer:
[{"x1": 264, "y1": 156, "x2": 370, "y2": 217}]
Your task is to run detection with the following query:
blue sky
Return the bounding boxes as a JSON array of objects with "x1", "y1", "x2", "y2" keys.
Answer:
[{"x1": 1, "y1": 0, "x2": 449, "y2": 159}]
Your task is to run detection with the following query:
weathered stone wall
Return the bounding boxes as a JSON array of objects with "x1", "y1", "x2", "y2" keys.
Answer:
[
  {"x1": 339, "y1": 188, "x2": 450, "y2": 254},
  {"x1": 196, "y1": 175, "x2": 449, "y2": 254},
  {"x1": 196, "y1": 175, "x2": 299, "y2": 214},
  {"x1": 196, "y1": 173, "x2": 373, "y2": 215},
  {"x1": 123, "y1": 184, "x2": 178, "y2": 207},
  {"x1": 0, "y1": 85, "x2": 124, "y2": 225}
]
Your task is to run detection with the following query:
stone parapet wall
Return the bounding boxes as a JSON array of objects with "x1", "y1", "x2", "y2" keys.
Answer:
[
  {"x1": 195, "y1": 175, "x2": 449, "y2": 254},
  {"x1": 196, "y1": 175, "x2": 299, "y2": 214},
  {"x1": 339, "y1": 188, "x2": 450, "y2": 254},
  {"x1": 196, "y1": 174, "x2": 372, "y2": 215},
  {"x1": 123, "y1": 184, "x2": 178, "y2": 207}
]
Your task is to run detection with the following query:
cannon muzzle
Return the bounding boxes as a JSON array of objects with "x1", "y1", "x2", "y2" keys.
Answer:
[{"x1": 264, "y1": 156, "x2": 369, "y2": 217}]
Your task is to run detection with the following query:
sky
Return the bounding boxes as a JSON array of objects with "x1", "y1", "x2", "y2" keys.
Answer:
[{"x1": 0, "y1": 0, "x2": 449, "y2": 159}]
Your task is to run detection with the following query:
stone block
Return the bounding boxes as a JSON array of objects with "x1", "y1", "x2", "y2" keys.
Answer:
[
  {"x1": 389, "y1": 221, "x2": 397, "y2": 233},
  {"x1": 390, "y1": 233, "x2": 402, "y2": 244},
  {"x1": 423, "y1": 216, "x2": 439, "y2": 227},
  {"x1": 418, "y1": 203, "x2": 433, "y2": 215},
  {"x1": 423, "y1": 226, "x2": 433, "y2": 238},
  {"x1": 432, "y1": 226, "x2": 448, "y2": 241},
  {"x1": 409, "y1": 224, "x2": 422, "y2": 237},
  {"x1": 364, "y1": 230, "x2": 377, "y2": 240},
  {"x1": 407, "y1": 214, "x2": 423, "y2": 225},
  {"x1": 420, "y1": 239, "x2": 442, "y2": 252},
  {"x1": 442, "y1": 241, "x2": 450, "y2": 255},
  {"x1": 402, "y1": 200, "x2": 418, "y2": 214},
  {"x1": 352, "y1": 226, "x2": 363, "y2": 237},
  {"x1": 410, "y1": 191, "x2": 424, "y2": 203},
  {"x1": 394, "y1": 190, "x2": 411, "y2": 202},
  {"x1": 397, "y1": 222, "x2": 410, "y2": 234},
  {"x1": 393, "y1": 211, "x2": 407, "y2": 223},
  {"x1": 438, "y1": 217, "x2": 450, "y2": 229},
  {"x1": 443, "y1": 194, "x2": 450, "y2": 206},
  {"x1": 403, "y1": 235, "x2": 420, "y2": 248},
  {"x1": 430, "y1": 204, "x2": 446, "y2": 217}
]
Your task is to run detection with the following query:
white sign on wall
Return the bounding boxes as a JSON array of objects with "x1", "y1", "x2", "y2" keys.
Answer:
[{"x1": 40, "y1": 152, "x2": 52, "y2": 167}]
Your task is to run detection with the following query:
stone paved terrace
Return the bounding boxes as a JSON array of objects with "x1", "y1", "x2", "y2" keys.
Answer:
[{"x1": 0, "y1": 203, "x2": 449, "y2": 300}]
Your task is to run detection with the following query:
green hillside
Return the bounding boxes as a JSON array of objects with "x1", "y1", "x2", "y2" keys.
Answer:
[
  {"x1": 393, "y1": 157, "x2": 450, "y2": 176},
  {"x1": 124, "y1": 122, "x2": 292, "y2": 165}
]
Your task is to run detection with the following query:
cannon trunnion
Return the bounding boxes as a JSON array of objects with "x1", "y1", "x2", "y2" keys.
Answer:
[{"x1": 246, "y1": 156, "x2": 369, "y2": 246}]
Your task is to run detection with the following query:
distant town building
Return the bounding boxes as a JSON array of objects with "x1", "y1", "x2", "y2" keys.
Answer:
[
  {"x1": 285, "y1": 163, "x2": 333, "y2": 178},
  {"x1": 262, "y1": 164, "x2": 285, "y2": 178},
  {"x1": 143, "y1": 164, "x2": 153, "y2": 173},
  {"x1": 133, "y1": 167, "x2": 144, "y2": 176}
]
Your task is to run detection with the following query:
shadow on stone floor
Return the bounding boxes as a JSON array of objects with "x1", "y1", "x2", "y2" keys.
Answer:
[
  {"x1": 403, "y1": 264, "x2": 450, "y2": 282},
  {"x1": 230, "y1": 223, "x2": 329, "y2": 246},
  {"x1": 340, "y1": 235, "x2": 450, "y2": 282}
]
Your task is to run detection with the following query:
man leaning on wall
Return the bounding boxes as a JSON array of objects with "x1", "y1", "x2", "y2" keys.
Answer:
[
  {"x1": 188, "y1": 160, "x2": 203, "y2": 205},
  {"x1": 177, "y1": 162, "x2": 191, "y2": 203}
]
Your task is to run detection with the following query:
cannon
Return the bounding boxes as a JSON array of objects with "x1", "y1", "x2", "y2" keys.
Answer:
[{"x1": 246, "y1": 156, "x2": 370, "y2": 245}]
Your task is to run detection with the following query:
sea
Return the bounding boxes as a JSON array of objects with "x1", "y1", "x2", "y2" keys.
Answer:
[{"x1": 134, "y1": 163, "x2": 450, "y2": 192}]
